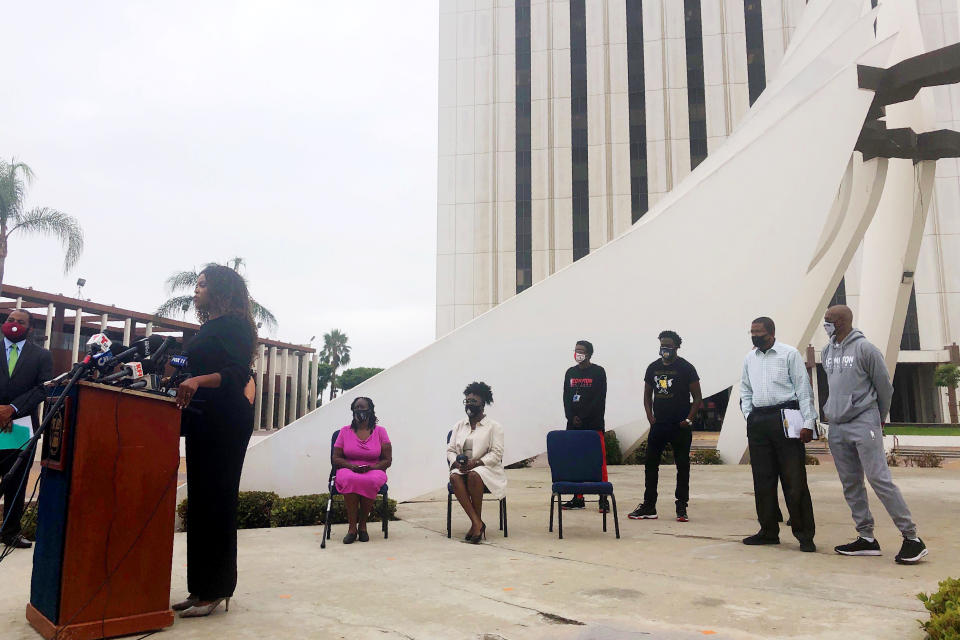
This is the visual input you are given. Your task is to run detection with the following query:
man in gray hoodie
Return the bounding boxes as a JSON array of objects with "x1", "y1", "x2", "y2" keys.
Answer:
[{"x1": 822, "y1": 305, "x2": 927, "y2": 564}]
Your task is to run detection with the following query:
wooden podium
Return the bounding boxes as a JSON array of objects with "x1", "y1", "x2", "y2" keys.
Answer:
[{"x1": 26, "y1": 382, "x2": 181, "y2": 640}]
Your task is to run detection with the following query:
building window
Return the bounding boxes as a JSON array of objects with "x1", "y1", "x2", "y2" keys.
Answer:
[
  {"x1": 516, "y1": 0, "x2": 532, "y2": 293},
  {"x1": 626, "y1": 0, "x2": 648, "y2": 222},
  {"x1": 684, "y1": 0, "x2": 708, "y2": 169},
  {"x1": 570, "y1": 0, "x2": 590, "y2": 261},
  {"x1": 829, "y1": 278, "x2": 847, "y2": 307},
  {"x1": 744, "y1": 0, "x2": 766, "y2": 105},
  {"x1": 900, "y1": 284, "x2": 921, "y2": 350}
]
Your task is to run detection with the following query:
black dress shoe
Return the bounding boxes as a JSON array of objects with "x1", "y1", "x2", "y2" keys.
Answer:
[
  {"x1": 342, "y1": 532, "x2": 357, "y2": 544},
  {"x1": 799, "y1": 539, "x2": 817, "y2": 553},
  {"x1": 357, "y1": 530, "x2": 370, "y2": 543},
  {"x1": 743, "y1": 532, "x2": 780, "y2": 545},
  {"x1": 2, "y1": 536, "x2": 32, "y2": 549}
]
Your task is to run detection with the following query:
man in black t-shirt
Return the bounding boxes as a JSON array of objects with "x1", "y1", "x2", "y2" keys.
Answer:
[
  {"x1": 561, "y1": 340, "x2": 608, "y2": 511},
  {"x1": 629, "y1": 330, "x2": 702, "y2": 522}
]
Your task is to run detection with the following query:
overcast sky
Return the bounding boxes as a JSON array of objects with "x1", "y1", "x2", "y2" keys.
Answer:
[{"x1": 0, "y1": 1, "x2": 439, "y2": 368}]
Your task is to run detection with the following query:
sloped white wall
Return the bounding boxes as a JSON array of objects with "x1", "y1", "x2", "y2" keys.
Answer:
[{"x1": 237, "y1": 0, "x2": 923, "y2": 502}]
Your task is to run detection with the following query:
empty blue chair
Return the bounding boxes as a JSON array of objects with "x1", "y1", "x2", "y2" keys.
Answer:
[
  {"x1": 546, "y1": 430, "x2": 620, "y2": 539},
  {"x1": 321, "y1": 430, "x2": 389, "y2": 549},
  {"x1": 446, "y1": 430, "x2": 507, "y2": 538}
]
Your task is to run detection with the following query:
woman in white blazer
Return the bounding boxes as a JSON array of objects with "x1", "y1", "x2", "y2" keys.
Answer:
[{"x1": 447, "y1": 381, "x2": 506, "y2": 543}]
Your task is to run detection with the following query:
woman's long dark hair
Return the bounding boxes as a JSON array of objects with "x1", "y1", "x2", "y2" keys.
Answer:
[
  {"x1": 350, "y1": 397, "x2": 378, "y2": 431},
  {"x1": 196, "y1": 263, "x2": 258, "y2": 364}
]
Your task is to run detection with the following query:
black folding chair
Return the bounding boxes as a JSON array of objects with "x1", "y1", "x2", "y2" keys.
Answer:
[
  {"x1": 321, "y1": 430, "x2": 388, "y2": 549},
  {"x1": 445, "y1": 430, "x2": 507, "y2": 538}
]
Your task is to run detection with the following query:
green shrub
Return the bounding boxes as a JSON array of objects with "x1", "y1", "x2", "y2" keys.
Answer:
[
  {"x1": 805, "y1": 454, "x2": 820, "y2": 466},
  {"x1": 20, "y1": 503, "x2": 38, "y2": 539},
  {"x1": 269, "y1": 493, "x2": 397, "y2": 527},
  {"x1": 623, "y1": 440, "x2": 674, "y2": 465},
  {"x1": 177, "y1": 491, "x2": 398, "y2": 532},
  {"x1": 604, "y1": 431, "x2": 623, "y2": 465},
  {"x1": 237, "y1": 491, "x2": 279, "y2": 529},
  {"x1": 911, "y1": 452, "x2": 944, "y2": 469},
  {"x1": 918, "y1": 577, "x2": 960, "y2": 639},
  {"x1": 270, "y1": 494, "x2": 327, "y2": 527},
  {"x1": 691, "y1": 449, "x2": 722, "y2": 465},
  {"x1": 505, "y1": 457, "x2": 536, "y2": 469}
]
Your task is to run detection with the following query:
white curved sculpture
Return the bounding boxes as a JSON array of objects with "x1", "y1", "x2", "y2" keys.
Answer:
[{"x1": 238, "y1": 0, "x2": 937, "y2": 502}]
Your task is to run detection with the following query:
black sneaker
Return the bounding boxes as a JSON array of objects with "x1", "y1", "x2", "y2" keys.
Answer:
[
  {"x1": 628, "y1": 503, "x2": 657, "y2": 520},
  {"x1": 895, "y1": 538, "x2": 928, "y2": 565},
  {"x1": 598, "y1": 496, "x2": 610, "y2": 513},
  {"x1": 0, "y1": 535, "x2": 32, "y2": 549},
  {"x1": 742, "y1": 532, "x2": 780, "y2": 545},
  {"x1": 561, "y1": 497, "x2": 585, "y2": 510},
  {"x1": 834, "y1": 537, "x2": 881, "y2": 556},
  {"x1": 799, "y1": 539, "x2": 817, "y2": 553},
  {"x1": 676, "y1": 503, "x2": 688, "y2": 522}
]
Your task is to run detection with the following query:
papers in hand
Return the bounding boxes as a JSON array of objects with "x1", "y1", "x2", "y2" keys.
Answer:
[
  {"x1": 781, "y1": 409, "x2": 817, "y2": 439},
  {"x1": 0, "y1": 417, "x2": 33, "y2": 450}
]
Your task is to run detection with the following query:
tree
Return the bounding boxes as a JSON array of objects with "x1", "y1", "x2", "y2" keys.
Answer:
[
  {"x1": 337, "y1": 367, "x2": 384, "y2": 392},
  {"x1": 315, "y1": 362, "x2": 334, "y2": 405},
  {"x1": 155, "y1": 256, "x2": 278, "y2": 332},
  {"x1": 0, "y1": 158, "x2": 84, "y2": 295},
  {"x1": 934, "y1": 363, "x2": 960, "y2": 424},
  {"x1": 320, "y1": 329, "x2": 351, "y2": 400}
]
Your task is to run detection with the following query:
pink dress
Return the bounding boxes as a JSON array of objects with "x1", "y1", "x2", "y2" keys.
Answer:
[{"x1": 334, "y1": 425, "x2": 390, "y2": 499}]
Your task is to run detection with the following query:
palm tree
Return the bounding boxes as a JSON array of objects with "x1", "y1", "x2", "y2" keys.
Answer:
[
  {"x1": 0, "y1": 158, "x2": 84, "y2": 295},
  {"x1": 155, "y1": 256, "x2": 278, "y2": 332},
  {"x1": 320, "y1": 329, "x2": 351, "y2": 400}
]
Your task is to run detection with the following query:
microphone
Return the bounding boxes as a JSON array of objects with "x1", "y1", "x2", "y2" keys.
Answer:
[
  {"x1": 101, "y1": 335, "x2": 164, "y2": 369},
  {"x1": 76, "y1": 333, "x2": 113, "y2": 367},
  {"x1": 44, "y1": 371, "x2": 72, "y2": 387},
  {"x1": 170, "y1": 355, "x2": 188, "y2": 370},
  {"x1": 142, "y1": 336, "x2": 176, "y2": 374},
  {"x1": 86, "y1": 333, "x2": 112, "y2": 355},
  {"x1": 99, "y1": 362, "x2": 144, "y2": 384}
]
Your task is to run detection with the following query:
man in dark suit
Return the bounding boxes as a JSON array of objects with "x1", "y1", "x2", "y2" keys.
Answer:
[{"x1": 0, "y1": 309, "x2": 53, "y2": 549}]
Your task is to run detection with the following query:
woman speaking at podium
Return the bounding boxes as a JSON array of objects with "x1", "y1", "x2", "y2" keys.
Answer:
[{"x1": 173, "y1": 264, "x2": 257, "y2": 618}]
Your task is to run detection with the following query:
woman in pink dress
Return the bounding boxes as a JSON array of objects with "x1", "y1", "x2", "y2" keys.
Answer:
[{"x1": 332, "y1": 397, "x2": 392, "y2": 544}]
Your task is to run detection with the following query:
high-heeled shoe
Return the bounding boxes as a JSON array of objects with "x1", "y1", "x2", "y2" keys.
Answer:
[
  {"x1": 171, "y1": 595, "x2": 199, "y2": 611},
  {"x1": 179, "y1": 598, "x2": 230, "y2": 618},
  {"x1": 469, "y1": 523, "x2": 487, "y2": 544}
]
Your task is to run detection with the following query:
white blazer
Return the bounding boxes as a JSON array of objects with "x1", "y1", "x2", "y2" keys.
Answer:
[{"x1": 446, "y1": 416, "x2": 507, "y2": 499}]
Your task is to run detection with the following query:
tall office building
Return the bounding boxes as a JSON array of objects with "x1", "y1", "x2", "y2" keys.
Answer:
[{"x1": 437, "y1": 0, "x2": 960, "y2": 423}]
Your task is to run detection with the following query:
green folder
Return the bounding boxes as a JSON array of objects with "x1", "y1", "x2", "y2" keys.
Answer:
[{"x1": 0, "y1": 418, "x2": 33, "y2": 450}]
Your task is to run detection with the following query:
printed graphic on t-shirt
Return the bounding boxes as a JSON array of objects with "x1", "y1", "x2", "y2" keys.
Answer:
[
  {"x1": 653, "y1": 374, "x2": 675, "y2": 398},
  {"x1": 570, "y1": 378, "x2": 594, "y2": 388}
]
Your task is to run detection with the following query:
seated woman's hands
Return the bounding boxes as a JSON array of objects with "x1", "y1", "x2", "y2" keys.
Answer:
[
  {"x1": 351, "y1": 464, "x2": 372, "y2": 473},
  {"x1": 451, "y1": 458, "x2": 481, "y2": 473}
]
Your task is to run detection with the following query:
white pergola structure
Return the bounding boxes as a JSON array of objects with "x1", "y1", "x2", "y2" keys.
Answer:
[{"x1": 240, "y1": 0, "x2": 944, "y2": 502}]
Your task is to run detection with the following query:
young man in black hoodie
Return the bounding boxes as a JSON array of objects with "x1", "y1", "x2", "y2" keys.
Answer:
[{"x1": 562, "y1": 340, "x2": 608, "y2": 511}]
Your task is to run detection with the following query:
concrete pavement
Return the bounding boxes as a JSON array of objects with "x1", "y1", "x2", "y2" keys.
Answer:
[{"x1": 2, "y1": 463, "x2": 957, "y2": 639}]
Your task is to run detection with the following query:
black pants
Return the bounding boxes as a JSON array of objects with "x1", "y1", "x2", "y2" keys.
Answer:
[
  {"x1": 747, "y1": 408, "x2": 815, "y2": 541},
  {"x1": 0, "y1": 447, "x2": 30, "y2": 540},
  {"x1": 185, "y1": 402, "x2": 254, "y2": 600},
  {"x1": 643, "y1": 423, "x2": 692, "y2": 506}
]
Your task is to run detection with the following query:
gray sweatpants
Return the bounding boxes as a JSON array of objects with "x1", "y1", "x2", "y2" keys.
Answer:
[{"x1": 830, "y1": 410, "x2": 917, "y2": 539}]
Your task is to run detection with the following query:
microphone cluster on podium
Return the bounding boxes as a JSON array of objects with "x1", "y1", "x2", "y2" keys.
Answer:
[{"x1": 49, "y1": 333, "x2": 187, "y2": 397}]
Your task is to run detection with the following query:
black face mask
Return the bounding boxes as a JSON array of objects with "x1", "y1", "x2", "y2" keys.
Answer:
[
  {"x1": 465, "y1": 404, "x2": 483, "y2": 418},
  {"x1": 751, "y1": 335, "x2": 770, "y2": 350},
  {"x1": 660, "y1": 347, "x2": 677, "y2": 360},
  {"x1": 353, "y1": 409, "x2": 370, "y2": 423}
]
